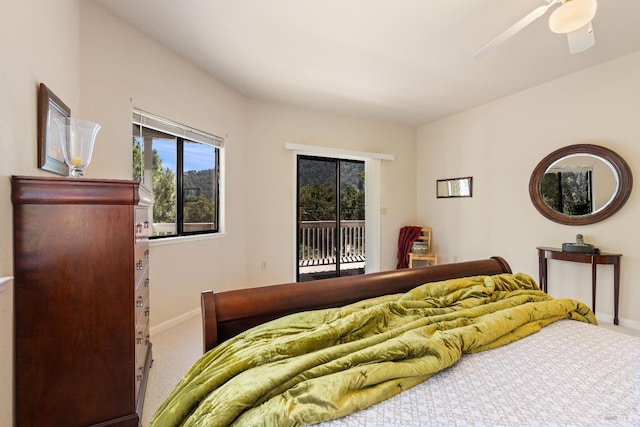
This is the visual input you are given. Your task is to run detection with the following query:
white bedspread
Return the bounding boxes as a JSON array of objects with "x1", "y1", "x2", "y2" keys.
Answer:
[{"x1": 321, "y1": 320, "x2": 639, "y2": 427}]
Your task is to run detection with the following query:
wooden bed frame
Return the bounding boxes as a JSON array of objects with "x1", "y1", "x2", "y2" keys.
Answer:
[{"x1": 201, "y1": 256, "x2": 512, "y2": 352}]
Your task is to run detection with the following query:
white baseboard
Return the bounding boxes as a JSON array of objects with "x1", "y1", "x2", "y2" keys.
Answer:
[
  {"x1": 614, "y1": 318, "x2": 640, "y2": 331},
  {"x1": 150, "y1": 307, "x2": 200, "y2": 337},
  {"x1": 596, "y1": 311, "x2": 640, "y2": 332}
]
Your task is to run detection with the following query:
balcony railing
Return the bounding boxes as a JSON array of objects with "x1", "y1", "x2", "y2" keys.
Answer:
[
  {"x1": 152, "y1": 220, "x2": 366, "y2": 272},
  {"x1": 298, "y1": 220, "x2": 365, "y2": 268}
]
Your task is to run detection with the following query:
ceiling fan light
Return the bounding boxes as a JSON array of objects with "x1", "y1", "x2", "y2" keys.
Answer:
[
  {"x1": 567, "y1": 22, "x2": 596, "y2": 54},
  {"x1": 549, "y1": 0, "x2": 598, "y2": 34}
]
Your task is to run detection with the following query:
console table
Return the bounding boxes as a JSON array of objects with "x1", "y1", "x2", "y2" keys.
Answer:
[{"x1": 536, "y1": 246, "x2": 621, "y2": 325}]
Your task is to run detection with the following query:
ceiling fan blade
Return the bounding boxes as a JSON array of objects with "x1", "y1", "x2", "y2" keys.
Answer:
[
  {"x1": 473, "y1": 1, "x2": 560, "y2": 59},
  {"x1": 567, "y1": 22, "x2": 596, "y2": 54}
]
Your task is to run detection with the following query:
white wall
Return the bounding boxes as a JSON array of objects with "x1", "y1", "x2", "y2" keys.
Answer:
[
  {"x1": 244, "y1": 100, "x2": 417, "y2": 284},
  {"x1": 79, "y1": 0, "x2": 251, "y2": 327},
  {"x1": 0, "y1": 1, "x2": 81, "y2": 423},
  {"x1": 417, "y1": 51, "x2": 640, "y2": 328},
  {"x1": 79, "y1": 1, "x2": 417, "y2": 330}
]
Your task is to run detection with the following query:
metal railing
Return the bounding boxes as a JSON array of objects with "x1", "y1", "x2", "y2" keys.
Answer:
[
  {"x1": 298, "y1": 220, "x2": 365, "y2": 266},
  {"x1": 152, "y1": 220, "x2": 366, "y2": 269}
]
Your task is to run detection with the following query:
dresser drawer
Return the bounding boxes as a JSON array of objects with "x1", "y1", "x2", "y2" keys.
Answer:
[
  {"x1": 135, "y1": 206, "x2": 150, "y2": 241},
  {"x1": 134, "y1": 242, "x2": 149, "y2": 286},
  {"x1": 135, "y1": 321, "x2": 150, "y2": 397},
  {"x1": 134, "y1": 269, "x2": 149, "y2": 324},
  {"x1": 135, "y1": 320, "x2": 150, "y2": 364}
]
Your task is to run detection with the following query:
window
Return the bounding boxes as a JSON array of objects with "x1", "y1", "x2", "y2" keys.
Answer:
[{"x1": 132, "y1": 110, "x2": 223, "y2": 238}]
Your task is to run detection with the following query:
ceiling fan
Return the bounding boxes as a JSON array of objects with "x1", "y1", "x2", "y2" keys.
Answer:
[{"x1": 473, "y1": 0, "x2": 598, "y2": 59}]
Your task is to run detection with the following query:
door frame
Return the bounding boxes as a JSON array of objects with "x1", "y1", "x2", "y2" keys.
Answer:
[{"x1": 286, "y1": 143, "x2": 395, "y2": 282}]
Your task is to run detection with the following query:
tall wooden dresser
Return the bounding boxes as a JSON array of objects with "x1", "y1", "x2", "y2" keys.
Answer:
[{"x1": 12, "y1": 176, "x2": 152, "y2": 427}]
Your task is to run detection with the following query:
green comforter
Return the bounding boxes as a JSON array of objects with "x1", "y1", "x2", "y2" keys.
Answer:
[{"x1": 150, "y1": 273, "x2": 596, "y2": 427}]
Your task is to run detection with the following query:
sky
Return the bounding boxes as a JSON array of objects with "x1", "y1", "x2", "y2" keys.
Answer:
[{"x1": 154, "y1": 138, "x2": 215, "y2": 173}]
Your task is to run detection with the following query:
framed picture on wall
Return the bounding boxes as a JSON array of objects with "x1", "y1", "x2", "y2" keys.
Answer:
[
  {"x1": 38, "y1": 83, "x2": 70, "y2": 175},
  {"x1": 436, "y1": 176, "x2": 473, "y2": 198}
]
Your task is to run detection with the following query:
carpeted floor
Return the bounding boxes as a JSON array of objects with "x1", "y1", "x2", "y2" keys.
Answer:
[{"x1": 141, "y1": 314, "x2": 202, "y2": 426}]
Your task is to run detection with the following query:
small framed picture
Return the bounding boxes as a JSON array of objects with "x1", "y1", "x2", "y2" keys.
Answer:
[{"x1": 38, "y1": 83, "x2": 70, "y2": 175}]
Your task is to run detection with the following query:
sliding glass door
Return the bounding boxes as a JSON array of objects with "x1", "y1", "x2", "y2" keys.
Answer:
[{"x1": 297, "y1": 156, "x2": 365, "y2": 281}]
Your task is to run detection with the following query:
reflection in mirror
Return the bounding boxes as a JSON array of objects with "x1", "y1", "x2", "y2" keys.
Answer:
[
  {"x1": 529, "y1": 144, "x2": 632, "y2": 226},
  {"x1": 541, "y1": 154, "x2": 617, "y2": 216},
  {"x1": 437, "y1": 177, "x2": 472, "y2": 198}
]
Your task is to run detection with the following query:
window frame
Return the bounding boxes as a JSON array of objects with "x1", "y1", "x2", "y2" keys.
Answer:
[{"x1": 133, "y1": 109, "x2": 224, "y2": 239}]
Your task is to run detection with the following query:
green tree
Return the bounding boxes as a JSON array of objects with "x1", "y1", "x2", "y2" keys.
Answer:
[
  {"x1": 299, "y1": 184, "x2": 336, "y2": 221},
  {"x1": 184, "y1": 169, "x2": 215, "y2": 224},
  {"x1": 340, "y1": 185, "x2": 364, "y2": 220},
  {"x1": 184, "y1": 196, "x2": 214, "y2": 223},
  {"x1": 132, "y1": 138, "x2": 143, "y2": 181},
  {"x1": 151, "y1": 149, "x2": 176, "y2": 223},
  {"x1": 299, "y1": 182, "x2": 365, "y2": 221}
]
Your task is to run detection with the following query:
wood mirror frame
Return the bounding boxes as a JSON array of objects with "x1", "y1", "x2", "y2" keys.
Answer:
[{"x1": 529, "y1": 144, "x2": 633, "y2": 226}]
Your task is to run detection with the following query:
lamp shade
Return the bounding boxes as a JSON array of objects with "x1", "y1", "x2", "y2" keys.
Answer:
[{"x1": 549, "y1": 0, "x2": 597, "y2": 34}]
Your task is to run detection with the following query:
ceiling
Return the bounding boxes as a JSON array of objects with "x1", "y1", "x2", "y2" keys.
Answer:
[{"x1": 94, "y1": 0, "x2": 640, "y2": 126}]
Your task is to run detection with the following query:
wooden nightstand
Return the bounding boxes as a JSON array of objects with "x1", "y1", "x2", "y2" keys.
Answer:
[
  {"x1": 409, "y1": 252, "x2": 438, "y2": 267},
  {"x1": 408, "y1": 227, "x2": 438, "y2": 268}
]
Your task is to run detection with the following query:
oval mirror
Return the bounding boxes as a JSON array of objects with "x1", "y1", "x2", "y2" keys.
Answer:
[{"x1": 529, "y1": 144, "x2": 633, "y2": 225}]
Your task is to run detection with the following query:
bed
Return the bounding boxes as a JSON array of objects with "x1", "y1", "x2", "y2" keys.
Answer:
[{"x1": 150, "y1": 257, "x2": 639, "y2": 426}]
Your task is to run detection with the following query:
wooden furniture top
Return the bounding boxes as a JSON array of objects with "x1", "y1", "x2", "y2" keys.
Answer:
[
  {"x1": 536, "y1": 246, "x2": 622, "y2": 262},
  {"x1": 11, "y1": 175, "x2": 143, "y2": 205}
]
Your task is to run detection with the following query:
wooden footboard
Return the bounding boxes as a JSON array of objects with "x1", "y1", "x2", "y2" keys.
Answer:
[{"x1": 201, "y1": 256, "x2": 511, "y2": 352}]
